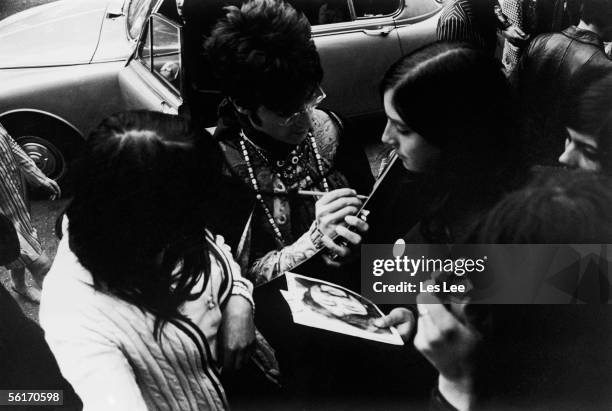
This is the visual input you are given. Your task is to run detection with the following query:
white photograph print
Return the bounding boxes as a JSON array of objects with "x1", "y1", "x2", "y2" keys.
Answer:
[{"x1": 281, "y1": 273, "x2": 403, "y2": 345}]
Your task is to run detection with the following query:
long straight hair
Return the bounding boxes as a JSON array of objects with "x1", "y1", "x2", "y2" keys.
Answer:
[
  {"x1": 380, "y1": 42, "x2": 528, "y2": 241},
  {"x1": 67, "y1": 111, "x2": 220, "y2": 338}
]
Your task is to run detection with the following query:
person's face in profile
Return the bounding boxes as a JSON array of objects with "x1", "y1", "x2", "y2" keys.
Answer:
[
  {"x1": 558, "y1": 127, "x2": 602, "y2": 172},
  {"x1": 381, "y1": 90, "x2": 440, "y2": 172},
  {"x1": 310, "y1": 284, "x2": 367, "y2": 317}
]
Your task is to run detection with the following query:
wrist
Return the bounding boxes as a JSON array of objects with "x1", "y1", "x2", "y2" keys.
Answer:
[
  {"x1": 308, "y1": 221, "x2": 325, "y2": 250},
  {"x1": 438, "y1": 374, "x2": 476, "y2": 411},
  {"x1": 231, "y1": 280, "x2": 255, "y2": 314}
]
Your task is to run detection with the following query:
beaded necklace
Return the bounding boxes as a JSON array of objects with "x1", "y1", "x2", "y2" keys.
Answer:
[{"x1": 239, "y1": 129, "x2": 330, "y2": 246}]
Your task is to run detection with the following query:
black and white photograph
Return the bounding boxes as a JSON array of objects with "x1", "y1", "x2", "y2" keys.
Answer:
[
  {"x1": 1, "y1": 0, "x2": 612, "y2": 410},
  {"x1": 281, "y1": 273, "x2": 404, "y2": 344}
]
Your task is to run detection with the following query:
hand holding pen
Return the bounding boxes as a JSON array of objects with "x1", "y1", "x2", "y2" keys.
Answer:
[
  {"x1": 309, "y1": 188, "x2": 370, "y2": 267},
  {"x1": 297, "y1": 190, "x2": 368, "y2": 201}
]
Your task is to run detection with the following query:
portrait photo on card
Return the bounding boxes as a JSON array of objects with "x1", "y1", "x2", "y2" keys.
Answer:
[{"x1": 282, "y1": 273, "x2": 403, "y2": 345}]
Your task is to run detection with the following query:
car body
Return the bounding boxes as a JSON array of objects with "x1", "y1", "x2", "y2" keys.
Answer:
[{"x1": 0, "y1": 0, "x2": 441, "y2": 184}]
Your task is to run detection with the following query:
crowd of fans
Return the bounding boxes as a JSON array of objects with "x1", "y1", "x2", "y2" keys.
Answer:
[{"x1": 1, "y1": 0, "x2": 612, "y2": 410}]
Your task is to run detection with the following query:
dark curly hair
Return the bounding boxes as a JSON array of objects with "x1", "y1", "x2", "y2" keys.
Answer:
[
  {"x1": 66, "y1": 111, "x2": 220, "y2": 338},
  {"x1": 204, "y1": 0, "x2": 323, "y2": 114}
]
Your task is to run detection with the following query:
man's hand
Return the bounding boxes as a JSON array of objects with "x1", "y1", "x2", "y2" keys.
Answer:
[
  {"x1": 220, "y1": 295, "x2": 255, "y2": 371},
  {"x1": 502, "y1": 25, "x2": 529, "y2": 46},
  {"x1": 414, "y1": 292, "x2": 481, "y2": 411},
  {"x1": 374, "y1": 307, "x2": 415, "y2": 343},
  {"x1": 315, "y1": 188, "x2": 363, "y2": 237},
  {"x1": 314, "y1": 188, "x2": 369, "y2": 265}
]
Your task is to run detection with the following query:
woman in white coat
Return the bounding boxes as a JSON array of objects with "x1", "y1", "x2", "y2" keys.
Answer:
[{"x1": 40, "y1": 111, "x2": 255, "y2": 410}]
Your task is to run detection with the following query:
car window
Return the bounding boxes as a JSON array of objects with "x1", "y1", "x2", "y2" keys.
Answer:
[
  {"x1": 127, "y1": 0, "x2": 157, "y2": 39},
  {"x1": 396, "y1": 0, "x2": 442, "y2": 20},
  {"x1": 137, "y1": 15, "x2": 181, "y2": 92},
  {"x1": 288, "y1": 0, "x2": 351, "y2": 25},
  {"x1": 151, "y1": 15, "x2": 181, "y2": 91},
  {"x1": 288, "y1": 0, "x2": 400, "y2": 26},
  {"x1": 353, "y1": 0, "x2": 400, "y2": 18}
]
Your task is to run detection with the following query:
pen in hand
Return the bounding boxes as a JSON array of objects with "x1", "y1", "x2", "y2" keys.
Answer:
[{"x1": 297, "y1": 190, "x2": 369, "y2": 201}]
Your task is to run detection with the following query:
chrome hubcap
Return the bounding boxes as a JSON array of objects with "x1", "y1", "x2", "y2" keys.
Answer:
[{"x1": 17, "y1": 136, "x2": 64, "y2": 180}]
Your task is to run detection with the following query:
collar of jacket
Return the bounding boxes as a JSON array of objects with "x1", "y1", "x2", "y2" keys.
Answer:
[{"x1": 562, "y1": 26, "x2": 605, "y2": 50}]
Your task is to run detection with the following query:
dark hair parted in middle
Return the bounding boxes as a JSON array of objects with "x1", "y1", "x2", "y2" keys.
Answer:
[
  {"x1": 204, "y1": 0, "x2": 323, "y2": 113},
  {"x1": 67, "y1": 111, "x2": 220, "y2": 337},
  {"x1": 381, "y1": 42, "x2": 527, "y2": 199}
]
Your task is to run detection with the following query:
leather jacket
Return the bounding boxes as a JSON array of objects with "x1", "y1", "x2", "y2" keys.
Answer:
[{"x1": 513, "y1": 26, "x2": 612, "y2": 166}]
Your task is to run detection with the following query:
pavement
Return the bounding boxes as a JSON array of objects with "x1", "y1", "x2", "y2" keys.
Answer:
[{"x1": 0, "y1": 199, "x2": 68, "y2": 322}]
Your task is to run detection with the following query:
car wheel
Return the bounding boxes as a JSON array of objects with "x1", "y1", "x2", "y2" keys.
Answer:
[
  {"x1": 2, "y1": 114, "x2": 84, "y2": 197},
  {"x1": 15, "y1": 135, "x2": 67, "y2": 182}
]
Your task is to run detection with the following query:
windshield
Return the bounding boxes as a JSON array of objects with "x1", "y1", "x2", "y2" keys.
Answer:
[{"x1": 127, "y1": 0, "x2": 157, "y2": 40}]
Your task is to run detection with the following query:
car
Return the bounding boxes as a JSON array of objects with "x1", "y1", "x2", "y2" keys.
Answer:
[{"x1": 0, "y1": 0, "x2": 441, "y2": 186}]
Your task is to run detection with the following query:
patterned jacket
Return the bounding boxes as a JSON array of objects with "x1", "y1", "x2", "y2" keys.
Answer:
[{"x1": 213, "y1": 102, "x2": 373, "y2": 286}]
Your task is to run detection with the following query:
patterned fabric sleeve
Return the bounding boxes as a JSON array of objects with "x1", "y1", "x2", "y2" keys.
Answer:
[
  {"x1": 501, "y1": 0, "x2": 524, "y2": 71},
  {"x1": 239, "y1": 110, "x2": 351, "y2": 286},
  {"x1": 501, "y1": 0, "x2": 522, "y2": 28},
  {"x1": 1, "y1": 124, "x2": 47, "y2": 186},
  {"x1": 248, "y1": 226, "x2": 319, "y2": 287}
]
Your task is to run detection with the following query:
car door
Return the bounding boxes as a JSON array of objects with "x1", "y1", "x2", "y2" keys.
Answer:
[
  {"x1": 393, "y1": 0, "x2": 442, "y2": 55},
  {"x1": 118, "y1": 0, "x2": 183, "y2": 115},
  {"x1": 290, "y1": 0, "x2": 403, "y2": 125}
]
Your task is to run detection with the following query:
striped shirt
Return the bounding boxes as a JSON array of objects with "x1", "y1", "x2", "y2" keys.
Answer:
[
  {"x1": 436, "y1": 0, "x2": 499, "y2": 54},
  {"x1": 40, "y1": 224, "x2": 253, "y2": 411},
  {"x1": 0, "y1": 123, "x2": 46, "y2": 268}
]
